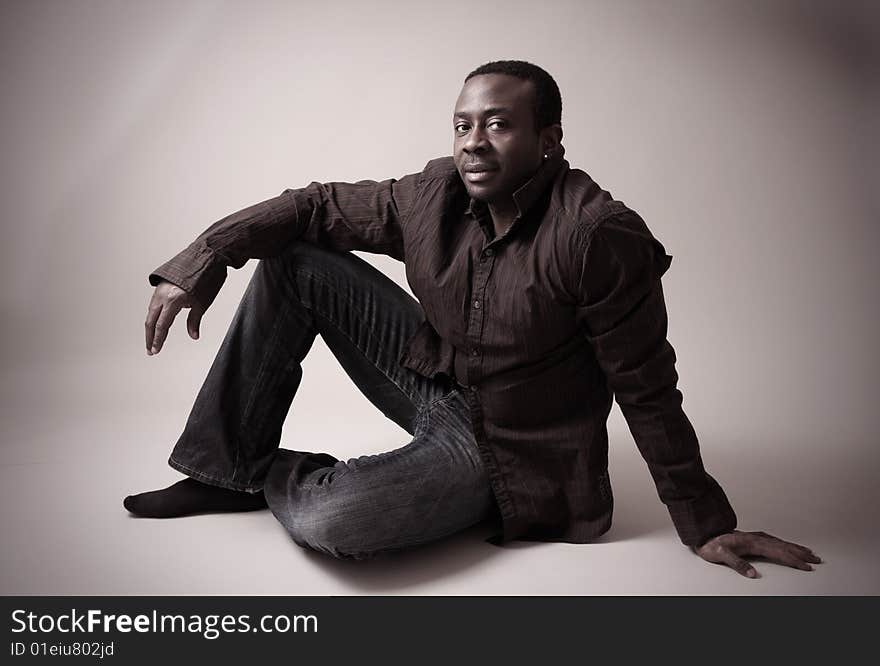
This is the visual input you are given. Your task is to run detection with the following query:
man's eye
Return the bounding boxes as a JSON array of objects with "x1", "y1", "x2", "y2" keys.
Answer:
[
  {"x1": 488, "y1": 120, "x2": 507, "y2": 130},
  {"x1": 454, "y1": 124, "x2": 470, "y2": 134}
]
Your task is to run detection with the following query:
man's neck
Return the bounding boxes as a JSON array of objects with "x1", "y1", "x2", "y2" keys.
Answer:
[{"x1": 488, "y1": 201, "x2": 518, "y2": 239}]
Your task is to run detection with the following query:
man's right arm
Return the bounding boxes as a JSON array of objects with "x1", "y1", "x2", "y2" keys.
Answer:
[{"x1": 145, "y1": 171, "x2": 422, "y2": 353}]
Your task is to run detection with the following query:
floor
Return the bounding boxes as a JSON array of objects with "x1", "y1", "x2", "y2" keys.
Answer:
[{"x1": 1, "y1": 350, "x2": 876, "y2": 596}]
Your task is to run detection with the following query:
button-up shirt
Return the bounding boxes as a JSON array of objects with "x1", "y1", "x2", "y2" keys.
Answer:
[{"x1": 149, "y1": 146, "x2": 737, "y2": 548}]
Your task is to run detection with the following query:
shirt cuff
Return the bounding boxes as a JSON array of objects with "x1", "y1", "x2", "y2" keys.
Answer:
[
  {"x1": 665, "y1": 474, "x2": 738, "y2": 547},
  {"x1": 148, "y1": 241, "x2": 227, "y2": 309}
]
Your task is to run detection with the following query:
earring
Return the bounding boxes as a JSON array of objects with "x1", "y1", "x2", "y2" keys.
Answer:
[{"x1": 543, "y1": 153, "x2": 549, "y2": 160}]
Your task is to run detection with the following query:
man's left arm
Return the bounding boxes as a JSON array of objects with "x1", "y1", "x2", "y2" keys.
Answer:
[{"x1": 574, "y1": 209, "x2": 820, "y2": 577}]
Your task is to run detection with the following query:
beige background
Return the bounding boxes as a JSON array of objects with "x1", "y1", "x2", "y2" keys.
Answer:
[{"x1": 1, "y1": 0, "x2": 878, "y2": 594}]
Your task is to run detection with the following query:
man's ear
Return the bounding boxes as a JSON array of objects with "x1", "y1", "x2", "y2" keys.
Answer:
[{"x1": 541, "y1": 124, "x2": 563, "y2": 154}]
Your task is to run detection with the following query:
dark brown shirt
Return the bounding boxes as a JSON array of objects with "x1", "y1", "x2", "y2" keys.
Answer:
[{"x1": 150, "y1": 146, "x2": 737, "y2": 548}]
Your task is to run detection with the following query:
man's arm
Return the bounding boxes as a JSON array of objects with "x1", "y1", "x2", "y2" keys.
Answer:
[
  {"x1": 145, "y1": 171, "x2": 421, "y2": 354},
  {"x1": 575, "y1": 209, "x2": 820, "y2": 577}
]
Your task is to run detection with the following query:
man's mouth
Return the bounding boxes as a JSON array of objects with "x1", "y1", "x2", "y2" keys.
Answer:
[{"x1": 463, "y1": 163, "x2": 499, "y2": 183}]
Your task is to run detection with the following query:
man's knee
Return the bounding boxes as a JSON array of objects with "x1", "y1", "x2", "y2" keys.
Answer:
[
  {"x1": 281, "y1": 501, "x2": 384, "y2": 561},
  {"x1": 259, "y1": 241, "x2": 367, "y2": 309},
  {"x1": 265, "y1": 241, "x2": 356, "y2": 280},
  {"x1": 263, "y1": 464, "x2": 381, "y2": 561}
]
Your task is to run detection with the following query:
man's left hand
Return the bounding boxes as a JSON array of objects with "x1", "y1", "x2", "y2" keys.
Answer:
[{"x1": 693, "y1": 530, "x2": 821, "y2": 578}]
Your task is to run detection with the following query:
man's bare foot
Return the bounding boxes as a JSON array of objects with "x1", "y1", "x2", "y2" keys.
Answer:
[{"x1": 123, "y1": 478, "x2": 267, "y2": 517}]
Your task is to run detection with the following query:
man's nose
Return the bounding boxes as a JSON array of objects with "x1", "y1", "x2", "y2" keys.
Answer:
[{"x1": 463, "y1": 125, "x2": 488, "y2": 153}]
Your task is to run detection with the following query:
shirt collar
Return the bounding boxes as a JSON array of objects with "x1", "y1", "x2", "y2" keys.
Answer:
[{"x1": 465, "y1": 144, "x2": 567, "y2": 221}]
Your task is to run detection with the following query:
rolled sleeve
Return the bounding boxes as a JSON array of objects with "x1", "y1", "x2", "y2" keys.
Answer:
[{"x1": 575, "y1": 210, "x2": 737, "y2": 547}]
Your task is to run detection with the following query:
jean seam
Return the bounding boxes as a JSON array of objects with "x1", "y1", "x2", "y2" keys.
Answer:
[
  {"x1": 168, "y1": 455, "x2": 260, "y2": 493},
  {"x1": 232, "y1": 294, "x2": 295, "y2": 484},
  {"x1": 424, "y1": 390, "x2": 459, "y2": 410}
]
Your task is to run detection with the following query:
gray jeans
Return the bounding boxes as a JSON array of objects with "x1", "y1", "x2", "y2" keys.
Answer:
[{"x1": 167, "y1": 241, "x2": 500, "y2": 560}]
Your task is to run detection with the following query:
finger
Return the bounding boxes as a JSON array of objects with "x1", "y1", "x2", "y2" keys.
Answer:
[
  {"x1": 770, "y1": 549, "x2": 816, "y2": 571},
  {"x1": 152, "y1": 301, "x2": 182, "y2": 353},
  {"x1": 768, "y1": 551, "x2": 815, "y2": 571},
  {"x1": 783, "y1": 543, "x2": 822, "y2": 563},
  {"x1": 750, "y1": 533, "x2": 821, "y2": 563},
  {"x1": 144, "y1": 293, "x2": 163, "y2": 354},
  {"x1": 718, "y1": 550, "x2": 758, "y2": 579},
  {"x1": 803, "y1": 551, "x2": 822, "y2": 564},
  {"x1": 754, "y1": 531, "x2": 813, "y2": 552},
  {"x1": 746, "y1": 540, "x2": 816, "y2": 571},
  {"x1": 767, "y1": 542, "x2": 821, "y2": 565},
  {"x1": 186, "y1": 305, "x2": 204, "y2": 340}
]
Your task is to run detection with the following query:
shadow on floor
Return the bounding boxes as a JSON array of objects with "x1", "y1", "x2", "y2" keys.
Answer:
[{"x1": 269, "y1": 479, "x2": 672, "y2": 592}]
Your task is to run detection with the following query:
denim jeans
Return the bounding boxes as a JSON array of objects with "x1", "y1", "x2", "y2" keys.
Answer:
[{"x1": 167, "y1": 241, "x2": 501, "y2": 560}]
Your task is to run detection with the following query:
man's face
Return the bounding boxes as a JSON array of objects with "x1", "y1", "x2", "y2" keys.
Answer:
[{"x1": 453, "y1": 73, "x2": 545, "y2": 206}]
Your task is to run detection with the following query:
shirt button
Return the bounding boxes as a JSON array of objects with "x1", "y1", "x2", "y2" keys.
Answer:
[
  {"x1": 482, "y1": 248, "x2": 494, "y2": 259},
  {"x1": 469, "y1": 385, "x2": 478, "y2": 392},
  {"x1": 473, "y1": 300, "x2": 481, "y2": 310},
  {"x1": 471, "y1": 347, "x2": 480, "y2": 356}
]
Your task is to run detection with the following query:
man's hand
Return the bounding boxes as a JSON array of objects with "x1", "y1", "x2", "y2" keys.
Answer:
[
  {"x1": 145, "y1": 280, "x2": 207, "y2": 355},
  {"x1": 693, "y1": 530, "x2": 821, "y2": 578}
]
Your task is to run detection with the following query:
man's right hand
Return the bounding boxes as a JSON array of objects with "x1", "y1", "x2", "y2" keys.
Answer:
[{"x1": 145, "y1": 280, "x2": 207, "y2": 355}]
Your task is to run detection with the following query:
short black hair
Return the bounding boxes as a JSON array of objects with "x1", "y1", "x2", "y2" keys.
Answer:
[{"x1": 465, "y1": 60, "x2": 562, "y2": 132}]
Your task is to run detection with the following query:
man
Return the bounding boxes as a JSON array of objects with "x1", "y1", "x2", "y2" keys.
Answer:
[{"x1": 126, "y1": 60, "x2": 820, "y2": 576}]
